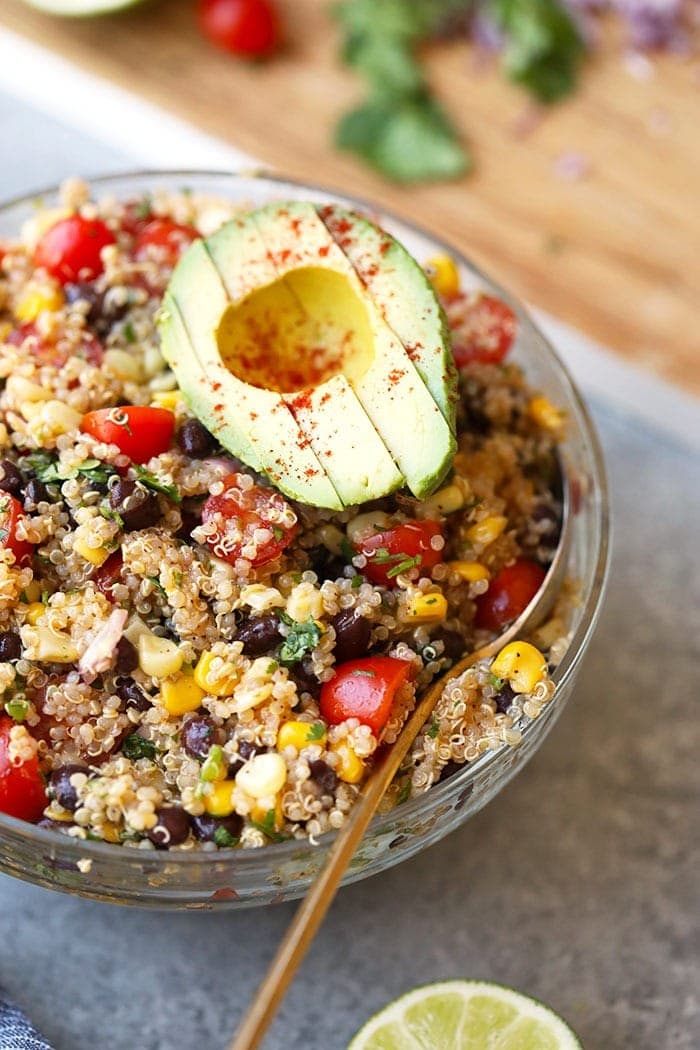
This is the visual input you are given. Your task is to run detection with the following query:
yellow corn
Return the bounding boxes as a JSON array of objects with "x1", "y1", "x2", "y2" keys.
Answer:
[
  {"x1": 406, "y1": 592, "x2": 448, "y2": 625},
  {"x1": 22, "y1": 580, "x2": 42, "y2": 604},
  {"x1": 236, "y1": 752, "x2": 287, "y2": 800},
  {"x1": 277, "y1": 720, "x2": 327, "y2": 752},
  {"x1": 151, "y1": 390, "x2": 181, "y2": 411},
  {"x1": 529, "y1": 396, "x2": 565, "y2": 432},
  {"x1": 15, "y1": 286, "x2": 63, "y2": 322},
  {"x1": 448, "y1": 560, "x2": 490, "y2": 583},
  {"x1": 250, "y1": 798, "x2": 284, "y2": 833},
  {"x1": 72, "y1": 534, "x2": 110, "y2": 567},
  {"x1": 491, "y1": 640, "x2": 546, "y2": 694},
  {"x1": 332, "y1": 743, "x2": 365, "y2": 785},
  {"x1": 193, "y1": 650, "x2": 239, "y2": 697},
  {"x1": 422, "y1": 484, "x2": 465, "y2": 515},
  {"x1": 204, "y1": 780, "x2": 236, "y2": 817},
  {"x1": 25, "y1": 602, "x2": 45, "y2": 626},
  {"x1": 138, "y1": 633, "x2": 183, "y2": 679},
  {"x1": 424, "y1": 254, "x2": 460, "y2": 298},
  {"x1": 160, "y1": 674, "x2": 205, "y2": 717},
  {"x1": 466, "y1": 515, "x2": 508, "y2": 548}
]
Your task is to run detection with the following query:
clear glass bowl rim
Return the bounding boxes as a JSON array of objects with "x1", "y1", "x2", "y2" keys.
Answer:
[{"x1": 0, "y1": 168, "x2": 611, "y2": 869}]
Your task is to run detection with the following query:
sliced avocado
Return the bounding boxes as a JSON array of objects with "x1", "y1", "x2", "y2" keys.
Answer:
[
  {"x1": 249, "y1": 202, "x2": 456, "y2": 499},
  {"x1": 318, "y1": 204, "x2": 457, "y2": 431},
  {"x1": 160, "y1": 243, "x2": 342, "y2": 509}
]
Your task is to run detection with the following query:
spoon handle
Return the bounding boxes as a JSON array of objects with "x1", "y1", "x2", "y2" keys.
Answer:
[{"x1": 229, "y1": 646, "x2": 487, "y2": 1050}]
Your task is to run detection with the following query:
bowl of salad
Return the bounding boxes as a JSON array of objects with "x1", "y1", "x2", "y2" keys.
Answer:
[{"x1": 0, "y1": 171, "x2": 608, "y2": 907}]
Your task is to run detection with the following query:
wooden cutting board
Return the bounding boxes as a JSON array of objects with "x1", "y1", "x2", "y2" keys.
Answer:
[{"x1": 2, "y1": 0, "x2": 699, "y2": 395}]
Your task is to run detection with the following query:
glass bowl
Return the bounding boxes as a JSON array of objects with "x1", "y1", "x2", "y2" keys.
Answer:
[{"x1": 0, "y1": 171, "x2": 609, "y2": 909}]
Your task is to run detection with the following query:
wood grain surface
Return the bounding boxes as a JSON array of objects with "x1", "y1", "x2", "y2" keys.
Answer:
[{"x1": 2, "y1": 0, "x2": 699, "y2": 394}]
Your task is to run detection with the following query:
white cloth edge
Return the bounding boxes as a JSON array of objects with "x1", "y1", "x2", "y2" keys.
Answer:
[{"x1": 0, "y1": 25, "x2": 698, "y2": 453}]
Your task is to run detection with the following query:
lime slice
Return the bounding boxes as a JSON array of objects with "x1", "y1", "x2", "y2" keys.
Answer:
[
  {"x1": 21, "y1": 0, "x2": 144, "y2": 15},
  {"x1": 348, "y1": 980, "x2": 583, "y2": 1050}
]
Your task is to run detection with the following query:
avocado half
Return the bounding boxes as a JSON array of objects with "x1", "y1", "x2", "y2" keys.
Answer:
[{"x1": 158, "y1": 201, "x2": 457, "y2": 510}]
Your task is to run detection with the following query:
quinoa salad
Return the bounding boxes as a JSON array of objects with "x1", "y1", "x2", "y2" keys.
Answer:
[{"x1": 0, "y1": 179, "x2": 571, "y2": 852}]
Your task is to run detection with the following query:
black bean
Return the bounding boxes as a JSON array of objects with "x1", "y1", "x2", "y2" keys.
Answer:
[
  {"x1": 147, "y1": 805, "x2": 191, "y2": 848},
  {"x1": 181, "y1": 715, "x2": 221, "y2": 761},
  {"x1": 229, "y1": 738, "x2": 265, "y2": 776},
  {"x1": 331, "y1": 609, "x2": 371, "y2": 664},
  {"x1": 235, "y1": 613, "x2": 282, "y2": 656},
  {"x1": 115, "y1": 675, "x2": 150, "y2": 712},
  {"x1": 176, "y1": 507, "x2": 201, "y2": 541},
  {"x1": 0, "y1": 460, "x2": 24, "y2": 497},
  {"x1": 114, "y1": 637, "x2": 138, "y2": 674},
  {"x1": 308, "y1": 759, "x2": 338, "y2": 795},
  {"x1": 176, "y1": 419, "x2": 216, "y2": 458},
  {"x1": 0, "y1": 630, "x2": 21, "y2": 662},
  {"x1": 495, "y1": 682, "x2": 516, "y2": 714},
  {"x1": 109, "y1": 478, "x2": 161, "y2": 531},
  {"x1": 435, "y1": 629, "x2": 466, "y2": 664},
  {"x1": 191, "y1": 812, "x2": 243, "y2": 845},
  {"x1": 23, "y1": 478, "x2": 51, "y2": 507},
  {"x1": 289, "y1": 662, "x2": 320, "y2": 700},
  {"x1": 439, "y1": 760, "x2": 462, "y2": 783},
  {"x1": 64, "y1": 282, "x2": 129, "y2": 336},
  {"x1": 307, "y1": 546, "x2": 347, "y2": 583},
  {"x1": 48, "y1": 764, "x2": 90, "y2": 812}
]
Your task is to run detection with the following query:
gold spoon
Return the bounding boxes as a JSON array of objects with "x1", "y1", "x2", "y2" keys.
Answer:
[{"x1": 229, "y1": 469, "x2": 571, "y2": 1050}]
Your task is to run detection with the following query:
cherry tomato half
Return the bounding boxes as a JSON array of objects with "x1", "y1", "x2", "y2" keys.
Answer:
[
  {"x1": 81, "y1": 406, "x2": 175, "y2": 464},
  {"x1": 134, "y1": 219, "x2": 199, "y2": 268},
  {"x1": 475, "y1": 559, "x2": 546, "y2": 633},
  {"x1": 452, "y1": 294, "x2": 517, "y2": 368},
  {"x1": 0, "y1": 716, "x2": 47, "y2": 823},
  {"x1": 320, "y1": 656, "x2": 412, "y2": 735},
  {"x1": 0, "y1": 494, "x2": 33, "y2": 567},
  {"x1": 33, "y1": 216, "x2": 116, "y2": 285},
  {"x1": 358, "y1": 520, "x2": 444, "y2": 587},
  {"x1": 94, "y1": 551, "x2": 123, "y2": 601},
  {"x1": 198, "y1": 0, "x2": 280, "y2": 58},
  {"x1": 200, "y1": 473, "x2": 297, "y2": 567}
]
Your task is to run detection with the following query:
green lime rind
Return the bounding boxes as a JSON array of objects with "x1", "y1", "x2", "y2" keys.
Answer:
[
  {"x1": 347, "y1": 979, "x2": 584, "y2": 1050},
  {"x1": 21, "y1": 0, "x2": 145, "y2": 16}
]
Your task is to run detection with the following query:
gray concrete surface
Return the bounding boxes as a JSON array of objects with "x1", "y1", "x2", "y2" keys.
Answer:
[{"x1": 0, "y1": 92, "x2": 698, "y2": 1050}]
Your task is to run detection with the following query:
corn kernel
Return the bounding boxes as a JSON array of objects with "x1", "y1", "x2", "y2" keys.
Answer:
[
  {"x1": 194, "y1": 650, "x2": 239, "y2": 697},
  {"x1": 236, "y1": 752, "x2": 287, "y2": 800},
  {"x1": 448, "y1": 561, "x2": 490, "y2": 583},
  {"x1": 138, "y1": 633, "x2": 183, "y2": 679},
  {"x1": 35, "y1": 626, "x2": 78, "y2": 663},
  {"x1": 25, "y1": 602, "x2": 45, "y2": 626},
  {"x1": 204, "y1": 780, "x2": 236, "y2": 817},
  {"x1": 466, "y1": 515, "x2": 508, "y2": 548},
  {"x1": 15, "y1": 286, "x2": 63, "y2": 323},
  {"x1": 424, "y1": 254, "x2": 460, "y2": 298},
  {"x1": 277, "y1": 720, "x2": 327, "y2": 752},
  {"x1": 529, "y1": 396, "x2": 565, "y2": 432},
  {"x1": 286, "y1": 581, "x2": 324, "y2": 623},
  {"x1": 161, "y1": 674, "x2": 205, "y2": 716},
  {"x1": 332, "y1": 743, "x2": 365, "y2": 785},
  {"x1": 406, "y1": 592, "x2": 448, "y2": 624},
  {"x1": 72, "y1": 535, "x2": 111, "y2": 567},
  {"x1": 491, "y1": 640, "x2": 546, "y2": 694},
  {"x1": 250, "y1": 798, "x2": 284, "y2": 832},
  {"x1": 103, "y1": 349, "x2": 144, "y2": 383},
  {"x1": 151, "y1": 390, "x2": 181, "y2": 411},
  {"x1": 422, "y1": 484, "x2": 465, "y2": 515}
]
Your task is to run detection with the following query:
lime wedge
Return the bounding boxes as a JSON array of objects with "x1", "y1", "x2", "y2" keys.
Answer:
[
  {"x1": 21, "y1": 0, "x2": 144, "y2": 15},
  {"x1": 348, "y1": 980, "x2": 583, "y2": 1050}
]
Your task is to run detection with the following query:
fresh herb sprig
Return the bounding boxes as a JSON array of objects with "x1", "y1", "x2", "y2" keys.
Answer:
[
  {"x1": 134, "y1": 465, "x2": 181, "y2": 503},
  {"x1": 277, "y1": 612, "x2": 323, "y2": 667}
]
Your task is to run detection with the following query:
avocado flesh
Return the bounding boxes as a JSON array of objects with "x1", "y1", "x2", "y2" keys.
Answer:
[
  {"x1": 160, "y1": 242, "x2": 342, "y2": 509},
  {"x1": 251, "y1": 202, "x2": 456, "y2": 499},
  {"x1": 205, "y1": 222, "x2": 404, "y2": 506},
  {"x1": 318, "y1": 204, "x2": 457, "y2": 432}
]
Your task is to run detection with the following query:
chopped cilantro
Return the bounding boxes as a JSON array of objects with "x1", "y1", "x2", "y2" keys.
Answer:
[
  {"x1": 4, "y1": 698, "x2": 29, "y2": 722},
  {"x1": 21, "y1": 452, "x2": 114, "y2": 488},
  {"x1": 214, "y1": 825, "x2": 239, "y2": 848},
  {"x1": 266, "y1": 660, "x2": 278, "y2": 675},
  {"x1": 351, "y1": 574, "x2": 363, "y2": 589},
  {"x1": 395, "y1": 780, "x2": 411, "y2": 805},
  {"x1": 123, "y1": 322, "x2": 136, "y2": 345},
  {"x1": 20, "y1": 452, "x2": 62, "y2": 484},
  {"x1": 488, "y1": 673, "x2": 505, "y2": 691},
  {"x1": 370, "y1": 548, "x2": 422, "y2": 578},
  {"x1": 306, "y1": 722, "x2": 326, "y2": 742},
  {"x1": 427, "y1": 718, "x2": 440, "y2": 739},
  {"x1": 146, "y1": 575, "x2": 167, "y2": 598},
  {"x1": 489, "y1": 0, "x2": 585, "y2": 103},
  {"x1": 386, "y1": 554, "x2": 421, "y2": 579},
  {"x1": 340, "y1": 536, "x2": 355, "y2": 563},
  {"x1": 133, "y1": 195, "x2": 152, "y2": 220},
  {"x1": 271, "y1": 525, "x2": 285, "y2": 542},
  {"x1": 250, "y1": 808, "x2": 289, "y2": 842},
  {"x1": 134, "y1": 466, "x2": 181, "y2": 503},
  {"x1": 277, "y1": 613, "x2": 323, "y2": 667},
  {"x1": 99, "y1": 505, "x2": 124, "y2": 528},
  {"x1": 122, "y1": 734, "x2": 157, "y2": 761}
]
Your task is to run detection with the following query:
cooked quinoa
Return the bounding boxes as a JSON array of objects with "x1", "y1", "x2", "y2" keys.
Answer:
[{"x1": 0, "y1": 180, "x2": 570, "y2": 851}]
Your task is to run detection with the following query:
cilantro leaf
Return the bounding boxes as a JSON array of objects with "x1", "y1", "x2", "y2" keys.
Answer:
[
  {"x1": 122, "y1": 735, "x2": 157, "y2": 761},
  {"x1": 134, "y1": 466, "x2": 181, "y2": 503},
  {"x1": 20, "y1": 452, "x2": 62, "y2": 484},
  {"x1": 306, "y1": 722, "x2": 326, "y2": 741},
  {"x1": 278, "y1": 614, "x2": 323, "y2": 667},
  {"x1": 489, "y1": 0, "x2": 585, "y2": 103},
  {"x1": 214, "y1": 825, "x2": 239, "y2": 848}
]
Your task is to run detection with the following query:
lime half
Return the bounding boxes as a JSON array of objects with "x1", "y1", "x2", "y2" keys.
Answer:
[
  {"x1": 21, "y1": 0, "x2": 144, "y2": 15},
  {"x1": 348, "y1": 980, "x2": 583, "y2": 1050}
]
